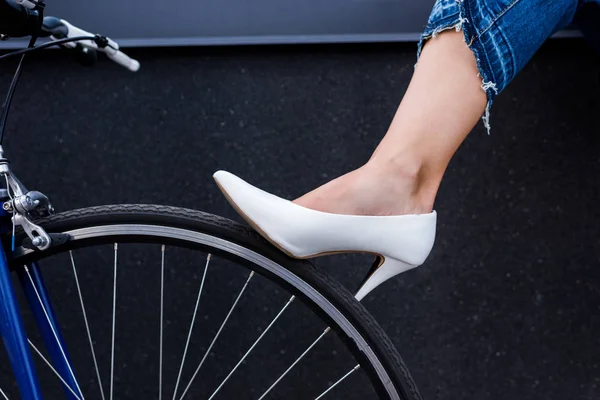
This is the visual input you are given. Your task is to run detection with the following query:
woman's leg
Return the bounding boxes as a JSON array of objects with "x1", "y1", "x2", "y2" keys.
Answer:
[
  {"x1": 294, "y1": 30, "x2": 486, "y2": 216},
  {"x1": 294, "y1": 0, "x2": 582, "y2": 217}
]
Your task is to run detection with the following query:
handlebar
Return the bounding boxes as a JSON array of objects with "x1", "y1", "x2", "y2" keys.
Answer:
[
  {"x1": 0, "y1": 0, "x2": 141, "y2": 147},
  {"x1": 41, "y1": 17, "x2": 140, "y2": 72},
  {"x1": 105, "y1": 47, "x2": 140, "y2": 72},
  {"x1": 0, "y1": 1, "x2": 140, "y2": 72}
]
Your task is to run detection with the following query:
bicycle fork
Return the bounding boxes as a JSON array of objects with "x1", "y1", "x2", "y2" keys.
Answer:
[
  {"x1": 0, "y1": 241, "x2": 43, "y2": 399},
  {"x1": 0, "y1": 207, "x2": 82, "y2": 399}
]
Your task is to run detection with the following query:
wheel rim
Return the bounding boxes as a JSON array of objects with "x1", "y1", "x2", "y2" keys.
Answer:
[{"x1": 8, "y1": 223, "x2": 402, "y2": 400}]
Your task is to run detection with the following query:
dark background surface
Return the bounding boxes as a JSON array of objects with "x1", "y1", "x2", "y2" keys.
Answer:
[{"x1": 0, "y1": 38, "x2": 598, "y2": 398}]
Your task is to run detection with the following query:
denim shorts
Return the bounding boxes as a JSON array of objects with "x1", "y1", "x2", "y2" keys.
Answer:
[{"x1": 418, "y1": 0, "x2": 583, "y2": 133}]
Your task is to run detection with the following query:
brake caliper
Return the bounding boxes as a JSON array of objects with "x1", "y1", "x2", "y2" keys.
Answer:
[{"x1": 0, "y1": 146, "x2": 54, "y2": 251}]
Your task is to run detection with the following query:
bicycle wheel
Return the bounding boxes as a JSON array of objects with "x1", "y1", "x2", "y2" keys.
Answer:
[{"x1": 2, "y1": 204, "x2": 421, "y2": 400}]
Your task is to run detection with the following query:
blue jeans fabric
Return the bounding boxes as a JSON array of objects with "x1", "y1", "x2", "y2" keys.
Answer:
[{"x1": 418, "y1": 0, "x2": 583, "y2": 133}]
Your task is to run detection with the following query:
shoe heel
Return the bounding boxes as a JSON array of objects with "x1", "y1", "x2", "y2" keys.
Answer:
[{"x1": 355, "y1": 256, "x2": 417, "y2": 301}]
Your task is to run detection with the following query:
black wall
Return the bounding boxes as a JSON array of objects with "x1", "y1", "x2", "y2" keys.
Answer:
[{"x1": 0, "y1": 38, "x2": 598, "y2": 399}]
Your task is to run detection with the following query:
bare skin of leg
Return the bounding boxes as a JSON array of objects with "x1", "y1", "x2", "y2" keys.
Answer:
[{"x1": 294, "y1": 30, "x2": 487, "y2": 215}]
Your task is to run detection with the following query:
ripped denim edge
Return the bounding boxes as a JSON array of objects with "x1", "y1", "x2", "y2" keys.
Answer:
[{"x1": 416, "y1": 1, "x2": 498, "y2": 134}]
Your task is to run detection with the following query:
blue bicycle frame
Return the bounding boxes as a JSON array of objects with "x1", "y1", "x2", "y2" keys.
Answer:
[{"x1": 0, "y1": 207, "x2": 82, "y2": 399}]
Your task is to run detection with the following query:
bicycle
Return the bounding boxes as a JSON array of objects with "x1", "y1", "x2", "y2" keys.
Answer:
[{"x1": 0, "y1": 1, "x2": 423, "y2": 399}]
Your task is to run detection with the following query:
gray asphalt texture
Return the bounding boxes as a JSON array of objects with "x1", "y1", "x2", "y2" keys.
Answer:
[{"x1": 0, "y1": 38, "x2": 598, "y2": 399}]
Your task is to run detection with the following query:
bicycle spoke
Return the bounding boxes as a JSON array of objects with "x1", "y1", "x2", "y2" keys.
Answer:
[
  {"x1": 23, "y1": 265, "x2": 85, "y2": 399},
  {"x1": 28, "y1": 339, "x2": 82, "y2": 400},
  {"x1": 110, "y1": 243, "x2": 118, "y2": 400},
  {"x1": 257, "y1": 327, "x2": 331, "y2": 400},
  {"x1": 70, "y1": 251, "x2": 106, "y2": 400},
  {"x1": 314, "y1": 364, "x2": 360, "y2": 400},
  {"x1": 171, "y1": 253, "x2": 212, "y2": 400},
  {"x1": 207, "y1": 295, "x2": 296, "y2": 400},
  {"x1": 178, "y1": 271, "x2": 255, "y2": 400},
  {"x1": 159, "y1": 245, "x2": 165, "y2": 400},
  {"x1": 0, "y1": 387, "x2": 9, "y2": 400}
]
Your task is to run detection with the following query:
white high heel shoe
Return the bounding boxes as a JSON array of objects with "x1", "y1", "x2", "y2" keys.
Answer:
[{"x1": 213, "y1": 170, "x2": 437, "y2": 301}]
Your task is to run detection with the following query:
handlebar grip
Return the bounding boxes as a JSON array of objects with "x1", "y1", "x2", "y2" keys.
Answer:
[
  {"x1": 105, "y1": 48, "x2": 140, "y2": 72},
  {"x1": 14, "y1": 0, "x2": 36, "y2": 9}
]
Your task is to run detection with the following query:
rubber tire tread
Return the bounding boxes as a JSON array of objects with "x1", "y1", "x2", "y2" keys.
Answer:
[{"x1": 6, "y1": 204, "x2": 422, "y2": 400}]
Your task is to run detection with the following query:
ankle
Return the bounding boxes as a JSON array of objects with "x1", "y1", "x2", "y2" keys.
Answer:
[{"x1": 364, "y1": 156, "x2": 440, "y2": 213}]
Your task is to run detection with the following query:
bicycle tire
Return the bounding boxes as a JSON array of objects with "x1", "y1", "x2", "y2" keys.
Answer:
[{"x1": 6, "y1": 204, "x2": 422, "y2": 400}]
